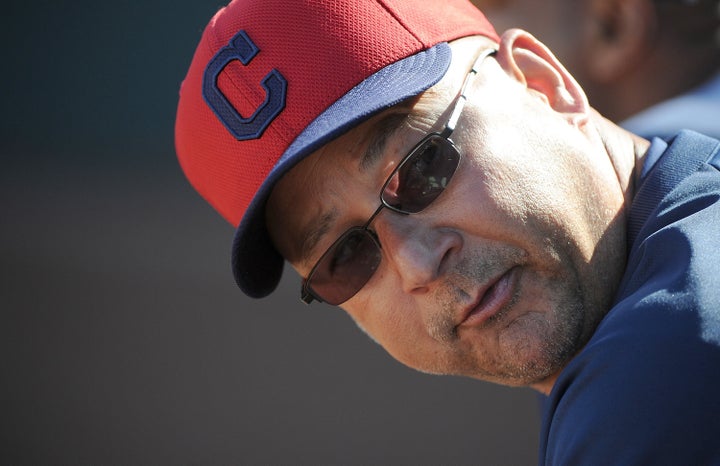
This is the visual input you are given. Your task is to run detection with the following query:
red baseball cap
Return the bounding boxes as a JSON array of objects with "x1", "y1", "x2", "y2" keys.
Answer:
[{"x1": 175, "y1": 0, "x2": 499, "y2": 299}]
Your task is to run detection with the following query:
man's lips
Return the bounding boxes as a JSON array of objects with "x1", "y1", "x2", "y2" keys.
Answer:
[{"x1": 457, "y1": 266, "x2": 520, "y2": 329}]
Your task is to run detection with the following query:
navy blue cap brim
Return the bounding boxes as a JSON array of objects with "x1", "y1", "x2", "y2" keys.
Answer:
[{"x1": 231, "y1": 43, "x2": 453, "y2": 299}]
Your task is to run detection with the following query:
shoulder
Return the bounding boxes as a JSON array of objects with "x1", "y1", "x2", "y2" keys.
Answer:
[{"x1": 540, "y1": 295, "x2": 720, "y2": 465}]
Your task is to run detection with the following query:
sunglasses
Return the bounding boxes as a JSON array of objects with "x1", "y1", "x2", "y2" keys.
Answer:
[{"x1": 301, "y1": 48, "x2": 497, "y2": 305}]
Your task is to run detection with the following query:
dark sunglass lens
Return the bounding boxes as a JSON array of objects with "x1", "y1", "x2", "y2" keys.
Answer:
[
  {"x1": 306, "y1": 228, "x2": 382, "y2": 305},
  {"x1": 382, "y1": 135, "x2": 460, "y2": 213}
]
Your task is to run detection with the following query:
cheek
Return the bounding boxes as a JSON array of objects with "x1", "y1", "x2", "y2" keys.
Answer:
[
  {"x1": 343, "y1": 295, "x2": 445, "y2": 371},
  {"x1": 443, "y1": 151, "x2": 536, "y2": 249},
  {"x1": 459, "y1": 114, "x2": 622, "y2": 243}
]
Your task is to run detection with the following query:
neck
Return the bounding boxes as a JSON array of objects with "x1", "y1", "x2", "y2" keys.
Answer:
[{"x1": 590, "y1": 109, "x2": 651, "y2": 206}]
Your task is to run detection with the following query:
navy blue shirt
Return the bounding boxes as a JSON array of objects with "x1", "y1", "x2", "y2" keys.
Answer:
[{"x1": 539, "y1": 131, "x2": 720, "y2": 465}]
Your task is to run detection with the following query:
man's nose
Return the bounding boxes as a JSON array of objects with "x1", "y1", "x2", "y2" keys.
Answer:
[{"x1": 373, "y1": 212, "x2": 461, "y2": 296}]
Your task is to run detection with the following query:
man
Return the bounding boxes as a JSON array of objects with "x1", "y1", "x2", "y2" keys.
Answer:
[
  {"x1": 471, "y1": 0, "x2": 720, "y2": 139},
  {"x1": 175, "y1": 0, "x2": 720, "y2": 463}
]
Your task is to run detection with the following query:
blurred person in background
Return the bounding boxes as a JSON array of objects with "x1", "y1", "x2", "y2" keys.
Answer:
[{"x1": 472, "y1": 0, "x2": 720, "y2": 138}]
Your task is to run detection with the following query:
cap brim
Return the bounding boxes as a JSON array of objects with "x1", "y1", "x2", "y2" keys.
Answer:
[{"x1": 232, "y1": 43, "x2": 452, "y2": 299}]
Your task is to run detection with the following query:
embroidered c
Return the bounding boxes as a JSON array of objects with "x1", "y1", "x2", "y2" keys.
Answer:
[{"x1": 202, "y1": 30, "x2": 287, "y2": 141}]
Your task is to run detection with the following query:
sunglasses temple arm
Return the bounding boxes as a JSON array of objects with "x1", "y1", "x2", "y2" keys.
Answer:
[{"x1": 443, "y1": 48, "x2": 497, "y2": 138}]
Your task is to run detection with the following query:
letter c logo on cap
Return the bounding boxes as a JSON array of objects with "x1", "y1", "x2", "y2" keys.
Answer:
[{"x1": 202, "y1": 30, "x2": 287, "y2": 141}]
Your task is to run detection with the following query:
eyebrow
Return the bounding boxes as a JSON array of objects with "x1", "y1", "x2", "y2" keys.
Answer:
[
  {"x1": 360, "y1": 110, "x2": 412, "y2": 171},
  {"x1": 297, "y1": 110, "x2": 412, "y2": 268},
  {"x1": 299, "y1": 207, "x2": 338, "y2": 269}
]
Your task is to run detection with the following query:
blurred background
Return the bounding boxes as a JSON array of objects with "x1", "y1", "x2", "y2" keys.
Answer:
[{"x1": 1, "y1": 1, "x2": 540, "y2": 464}]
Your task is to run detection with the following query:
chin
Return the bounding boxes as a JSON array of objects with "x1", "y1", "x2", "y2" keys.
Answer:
[{"x1": 490, "y1": 308, "x2": 585, "y2": 386}]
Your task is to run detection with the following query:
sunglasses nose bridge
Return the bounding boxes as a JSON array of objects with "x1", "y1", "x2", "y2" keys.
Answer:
[{"x1": 363, "y1": 199, "x2": 390, "y2": 230}]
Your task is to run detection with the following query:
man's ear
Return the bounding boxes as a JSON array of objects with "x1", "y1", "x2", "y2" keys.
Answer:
[
  {"x1": 582, "y1": 0, "x2": 656, "y2": 83},
  {"x1": 495, "y1": 28, "x2": 589, "y2": 126}
]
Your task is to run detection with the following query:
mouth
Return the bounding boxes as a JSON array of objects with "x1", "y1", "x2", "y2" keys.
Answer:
[{"x1": 457, "y1": 266, "x2": 520, "y2": 330}]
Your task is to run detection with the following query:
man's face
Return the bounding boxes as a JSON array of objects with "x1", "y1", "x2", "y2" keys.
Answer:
[{"x1": 266, "y1": 40, "x2": 627, "y2": 390}]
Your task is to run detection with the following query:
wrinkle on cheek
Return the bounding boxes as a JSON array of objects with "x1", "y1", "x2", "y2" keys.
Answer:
[
  {"x1": 428, "y1": 286, "x2": 467, "y2": 343},
  {"x1": 347, "y1": 289, "x2": 419, "y2": 352}
]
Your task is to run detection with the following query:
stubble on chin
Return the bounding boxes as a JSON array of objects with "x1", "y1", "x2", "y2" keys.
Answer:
[{"x1": 425, "y1": 251, "x2": 589, "y2": 386}]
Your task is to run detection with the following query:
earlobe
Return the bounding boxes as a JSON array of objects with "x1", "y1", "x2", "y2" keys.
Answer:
[{"x1": 496, "y1": 29, "x2": 590, "y2": 125}]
